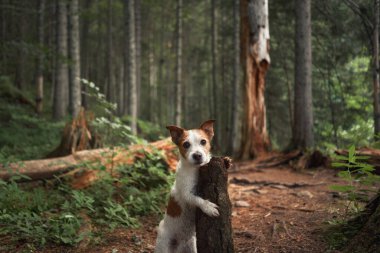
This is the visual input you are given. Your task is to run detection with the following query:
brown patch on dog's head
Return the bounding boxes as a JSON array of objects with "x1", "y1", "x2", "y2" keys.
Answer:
[
  {"x1": 166, "y1": 120, "x2": 215, "y2": 164},
  {"x1": 166, "y1": 125, "x2": 186, "y2": 145},
  {"x1": 166, "y1": 196, "x2": 182, "y2": 217},
  {"x1": 166, "y1": 125, "x2": 189, "y2": 158},
  {"x1": 199, "y1": 120, "x2": 215, "y2": 140},
  {"x1": 177, "y1": 131, "x2": 190, "y2": 158}
]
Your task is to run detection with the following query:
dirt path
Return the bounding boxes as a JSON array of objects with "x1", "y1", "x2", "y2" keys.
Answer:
[
  {"x1": 229, "y1": 166, "x2": 343, "y2": 253},
  {"x1": 41, "y1": 166, "x2": 345, "y2": 253}
]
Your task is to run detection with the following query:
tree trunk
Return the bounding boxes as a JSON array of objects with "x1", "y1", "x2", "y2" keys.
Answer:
[
  {"x1": 175, "y1": 0, "x2": 183, "y2": 126},
  {"x1": 135, "y1": 0, "x2": 141, "y2": 117},
  {"x1": 211, "y1": 0, "x2": 218, "y2": 138},
  {"x1": 106, "y1": 0, "x2": 114, "y2": 103},
  {"x1": 15, "y1": 13, "x2": 26, "y2": 91},
  {"x1": 196, "y1": 157, "x2": 234, "y2": 253},
  {"x1": 68, "y1": 0, "x2": 81, "y2": 117},
  {"x1": 0, "y1": 0, "x2": 6, "y2": 72},
  {"x1": 149, "y1": 51, "x2": 157, "y2": 123},
  {"x1": 238, "y1": 0, "x2": 271, "y2": 160},
  {"x1": 127, "y1": 0, "x2": 137, "y2": 134},
  {"x1": 373, "y1": 0, "x2": 380, "y2": 138},
  {"x1": 35, "y1": 0, "x2": 45, "y2": 115},
  {"x1": 228, "y1": 0, "x2": 241, "y2": 156},
  {"x1": 123, "y1": 0, "x2": 129, "y2": 116},
  {"x1": 157, "y1": 4, "x2": 165, "y2": 125},
  {"x1": 53, "y1": 0, "x2": 69, "y2": 120},
  {"x1": 291, "y1": 0, "x2": 314, "y2": 149},
  {"x1": 80, "y1": 0, "x2": 92, "y2": 109}
]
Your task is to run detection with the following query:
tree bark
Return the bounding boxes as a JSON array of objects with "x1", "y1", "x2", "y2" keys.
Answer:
[
  {"x1": 127, "y1": 0, "x2": 137, "y2": 134},
  {"x1": 68, "y1": 0, "x2": 81, "y2": 117},
  {"x1": 211, "y1": 0, "x2": 218, "y2": 135},
  {"x1": 373, "y1": 0, "x2": 380, "y2": 138},
  {"x1": 80, "y1": 0, "x2": 92, "y2": 109},
  {"x1": 35, "y1": 0, "x2": 45, "y2": 115},
  {"x1": 228, "y1": 0, "x2": 241, "y2": 156},
  {"x1": 106, "y1": 0, "x2": 114, "y2": 103},
  {"x1": 196, "y1": 157, "x2": 234, "y2": 253},
  {"x1": 238, "y1": 0, "x2": 271, "y2": 160},
  {"x1": 291, "y1": 0, "x2": 314, "y2": 149},
  {"x1": 135, "y1": 0, "x2": 141, "y2": 117},
  {"x1": 175, "y1": 0, "x2": 183, "y2": 126},
  {"x1": 149, "y1": 50, "x2": 157, "y2": 122},
  {"x1": 53, "y1": 0, "x2": 69, "y2": 120}
]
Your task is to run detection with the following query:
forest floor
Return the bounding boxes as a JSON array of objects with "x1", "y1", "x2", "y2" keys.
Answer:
[{"x1": 35, "y1": 163, "x2": 350, "y2": 253}]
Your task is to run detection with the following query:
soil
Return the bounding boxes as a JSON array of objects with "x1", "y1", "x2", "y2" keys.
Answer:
[{"x1": 7, "y1": 165, "x2": 357, "y2": 253}]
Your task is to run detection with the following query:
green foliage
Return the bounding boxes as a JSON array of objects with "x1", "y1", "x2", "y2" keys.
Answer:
[
  {"x1": 0, "y1": 149, "x2": 173, "y2": 248},
  {"x1": 0, "y1": 102, "x2": 64, "y2": 162},
  {"x1": 324, "y1": 218, "x2": 362, "y2": 251},
  {"x1": 330, "y1": 145, "x2": 380, "y2": 212},
  {"x1": 81, "y1": 79, "x2": 142, "y2": 146}
]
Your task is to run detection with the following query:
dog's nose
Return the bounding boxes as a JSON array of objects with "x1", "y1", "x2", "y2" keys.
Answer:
[{"x1": 192, "y1": 152, "x2": 202, "y2": 162}]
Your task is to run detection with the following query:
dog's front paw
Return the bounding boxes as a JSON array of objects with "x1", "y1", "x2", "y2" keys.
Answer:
[
  {"x1": 201, "y1": 200, "x2": 219, "y2": 217},
  {"x1": 223, "y1": 156, "x2": 232, "y2": 169}
]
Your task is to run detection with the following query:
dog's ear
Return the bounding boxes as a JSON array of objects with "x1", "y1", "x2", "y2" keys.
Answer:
[
  {"x1": 166, "y1": 125, "x2": 185, "y2": 145},
  {"x1": 199, "y1": 120, "x2": 215, "y2": 140}
]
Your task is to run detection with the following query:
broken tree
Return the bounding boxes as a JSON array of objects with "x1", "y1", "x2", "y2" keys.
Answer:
[{"x1": 196, "y1": 157, "x2": 234, "y2": 253}]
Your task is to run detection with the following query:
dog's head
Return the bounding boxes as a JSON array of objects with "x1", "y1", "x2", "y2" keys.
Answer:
[{"x1": 166, "y1": 120, "x2": 215, "y2": 166}]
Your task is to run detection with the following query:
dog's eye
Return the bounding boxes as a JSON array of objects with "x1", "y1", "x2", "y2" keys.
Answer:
[
  {"x1": 200, "y1": 139, "x2": 207, "y2": 146},
  {"x1": 183, "y1": 141, "x2": 191, "y2": 149}
]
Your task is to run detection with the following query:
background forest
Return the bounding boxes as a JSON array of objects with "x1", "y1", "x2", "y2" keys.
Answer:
[
  {"x1": 1, "y1": 0, "x2": 380, "y2": 252},
  {"x1": 0, "y1": 0, "x2": 377, "y2": 160}
]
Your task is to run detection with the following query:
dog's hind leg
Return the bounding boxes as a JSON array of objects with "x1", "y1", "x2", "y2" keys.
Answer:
[{"x1": 176, "y1": 236, "x2": 197, "y2": 253}]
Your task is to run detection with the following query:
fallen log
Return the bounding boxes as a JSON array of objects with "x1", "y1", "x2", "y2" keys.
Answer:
[
  {"x1": 0, "y1": 138, "x2": 177, "y2": 188},
  {"x1": 196, "y1": 157, "x2": 234, "y2": 253},
  {"x1": 335, "y1": 148, "x2": 380, "y2": 174}
]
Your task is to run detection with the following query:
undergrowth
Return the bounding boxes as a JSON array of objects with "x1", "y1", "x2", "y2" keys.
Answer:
[
  {"x1": 0, "y1": 149, "x2": 173, "y2": 250},
  {"x1": 0, "y1": 79, "x2": 173, "y2": 250},
  {"x1": 325, "y1": 145, "x2": 380, "y2": 250}
]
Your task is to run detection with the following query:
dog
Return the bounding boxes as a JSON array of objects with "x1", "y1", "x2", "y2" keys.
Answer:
[{"x1": 154, "y1": 120, "x2": 219, "y2": 253}]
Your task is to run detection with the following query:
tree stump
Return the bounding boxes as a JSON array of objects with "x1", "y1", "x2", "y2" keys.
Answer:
[{"x1": 196, "y1": 157, "x2": 234, "y2": 253}]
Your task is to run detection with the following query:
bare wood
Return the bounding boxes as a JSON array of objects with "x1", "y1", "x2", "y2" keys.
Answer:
[
  {"x1": 196, "y1": 157, "x2": 234, "y2": 253},
  {"x1": 239, "y1": 0, "x2": 271, "y2": 160}
]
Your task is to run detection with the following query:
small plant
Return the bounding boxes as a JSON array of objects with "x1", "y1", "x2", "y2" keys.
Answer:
[
  {"x1": 331, "y1": 145, "x2": 380, "y2": 213},
  {"x1": 80, "y1": 78, "x2": 141, "y2": 146},
  {"x1": 0, "y1": 149, "x2": 173, "y2": 249}
]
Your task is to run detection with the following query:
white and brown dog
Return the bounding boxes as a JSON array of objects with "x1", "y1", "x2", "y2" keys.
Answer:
[{"x1": 154, "y1": 120, "x2": 219, "y2": 253}]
